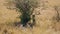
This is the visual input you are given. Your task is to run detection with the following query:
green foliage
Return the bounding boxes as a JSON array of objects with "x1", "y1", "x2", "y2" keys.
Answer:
[
  {"x1": 14, "y1": 0, "x2": 39, "y2": 26},
  {"x1": 5, "y1": 0, "x2": 39, "y2": 27}
]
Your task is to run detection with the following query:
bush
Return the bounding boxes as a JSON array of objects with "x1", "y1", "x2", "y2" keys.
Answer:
[
  {"x1": 14, "y1": 0, "x2": 39, "y2": 27},
  {"x1": 6, "y1": 0, "x2": 39, "y2": 27}
]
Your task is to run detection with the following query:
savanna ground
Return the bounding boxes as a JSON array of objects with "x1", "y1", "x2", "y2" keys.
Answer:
[{"x1": 0, "y1": 0, "x2": 60, "y2": 34}]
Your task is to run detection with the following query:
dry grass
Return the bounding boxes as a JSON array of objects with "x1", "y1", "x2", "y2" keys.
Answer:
[{"x1": 0, "y1": 0, "x2": 60, "y2": 34}]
